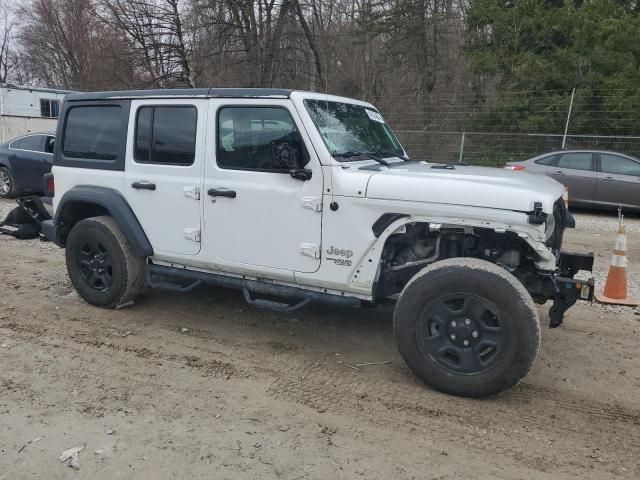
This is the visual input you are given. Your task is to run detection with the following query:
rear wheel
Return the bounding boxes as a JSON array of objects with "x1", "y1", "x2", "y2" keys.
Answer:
[
  {"x1": 394, "y1": 258, "x2": 540, "y2": 398},
  {"x1": 0, "y1": 167, "x2": 15, "y2": 198},
  {"x1": 65, "y1": 216, "x2": 146, "y2": 308}
]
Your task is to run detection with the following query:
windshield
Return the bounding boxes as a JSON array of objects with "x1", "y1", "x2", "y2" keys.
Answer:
[{"x1": 303, "y1": 99, "x2": 405, "y2": 160}]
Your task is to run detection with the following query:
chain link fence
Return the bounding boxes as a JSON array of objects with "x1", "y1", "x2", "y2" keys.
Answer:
[
  {"x1": 0, "y1": 115, "x2": 58, "y2": 143},
  {"x1": 376, "y1": 89, "x2": 640, "y2": 166},
  {"x1": 392, "y1": 130, "x2": 640, "y2": 166}
]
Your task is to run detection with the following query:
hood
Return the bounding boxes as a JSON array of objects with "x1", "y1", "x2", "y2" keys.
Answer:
[{"x1": 365, "y1": 162, "x2": 565, "y2": 213}]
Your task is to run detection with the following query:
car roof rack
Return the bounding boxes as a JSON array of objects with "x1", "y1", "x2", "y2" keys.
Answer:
[{"x1": 65, "y1": 88, "x2": 294, "y2": 102}]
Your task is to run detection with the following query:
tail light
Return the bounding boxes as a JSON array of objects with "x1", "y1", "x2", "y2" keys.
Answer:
[
  {"x1": 504, "y1": 164, "x2": 526, "y2": 171},
  {"x1": 44, "y1": 173, "x2": 55, "y2": 197}
]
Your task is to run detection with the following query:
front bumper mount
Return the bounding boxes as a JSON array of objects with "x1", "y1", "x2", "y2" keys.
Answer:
[{"x1": 549, "y1": 251, "x2": 595, "y2": 328}]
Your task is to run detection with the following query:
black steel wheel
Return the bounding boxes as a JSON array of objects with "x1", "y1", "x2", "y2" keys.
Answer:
[
  {"x1": 416, "y1": 293, "x2": 507, "y2": 375},
  {"x1": 394, "y1": 258, "x2": 540, "y2": 398},
  {"x1": 76, "y1": 238, "x2": 114, "y2": 291}
]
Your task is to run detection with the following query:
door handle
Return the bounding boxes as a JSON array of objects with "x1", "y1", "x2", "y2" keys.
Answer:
[
  {"x1": 131, "y1": 181, "x2": 156, "y2": 190},
  {"x1": 208, "y1": 188, "x2": 236, "y2": 198},
  {"x1": 602, "y1": 176, "x2": 615, "y2": 181},
  {"x1": 553, "y1": 170, "x2": 564, "y2": 175}
]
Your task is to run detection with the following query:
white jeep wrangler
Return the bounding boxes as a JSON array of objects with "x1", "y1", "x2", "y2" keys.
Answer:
[{"x1": 41, "y1": 88, "x2": 594, "y2": 397}]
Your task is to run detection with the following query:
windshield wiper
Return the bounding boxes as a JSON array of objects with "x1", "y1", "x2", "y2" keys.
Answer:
[
  {"x1": 373, "y1": 151, "x2": 412, "y2": 162},
  {"x1": 333, "y1": 151, "x2": 389, "y2": 166}
]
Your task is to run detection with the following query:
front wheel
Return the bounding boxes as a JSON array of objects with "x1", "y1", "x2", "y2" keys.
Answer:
[
  {"x1": 394, "y1": 258, "x2": 540, "y2": 398},
  {"x1": 65, "y1": 216, "x2": 146, "y2": 308}
]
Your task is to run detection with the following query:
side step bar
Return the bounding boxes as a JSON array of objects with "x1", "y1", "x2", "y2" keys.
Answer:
[{"x1": 147, "y1": 264, "x2": 361, "y2": 312}]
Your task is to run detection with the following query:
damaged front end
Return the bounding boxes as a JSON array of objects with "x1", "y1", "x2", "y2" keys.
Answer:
[
  {"x1": 375, "y1": 198, "x2": 595, "y2": 328},
  {"x1": 519, "y1": 200, "x2": 594, "y2": 327}
]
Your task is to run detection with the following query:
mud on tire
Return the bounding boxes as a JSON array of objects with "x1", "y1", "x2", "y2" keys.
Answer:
[
  {"x1": 394, "y1": 258, "x2": 540, "y2": 398},
  {"x1": 65, "y1": 216, "x2": 146, "y2": 308}
]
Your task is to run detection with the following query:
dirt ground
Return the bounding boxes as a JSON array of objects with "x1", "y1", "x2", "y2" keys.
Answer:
[{"x1": 1, "y1": 197, "x2": 639, "y2": 479}]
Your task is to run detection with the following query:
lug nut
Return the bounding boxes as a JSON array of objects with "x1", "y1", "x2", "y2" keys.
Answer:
[
  {"x1": 472, "y1": 331, "x2": 479, "y2": 338},
  {"x1": 464, "y1": 318, "x2": 471, "y2": 326},
  {"x1": 450, "y1": 334, "x2": 456, "y2": 340},
  {"x1": 451, "y1": 321, "x2": 457, "y2": 328},
  {"x1": 463, "y1": 340, "x2": 469, "y2": 346}
]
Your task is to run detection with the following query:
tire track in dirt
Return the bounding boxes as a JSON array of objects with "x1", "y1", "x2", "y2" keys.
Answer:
[
  {"x1": 0, "y1": 320, "x2": 241, "y2": 380},
  {"x1": 266, "y1": 361, "x2": 640, "y2": 473}
]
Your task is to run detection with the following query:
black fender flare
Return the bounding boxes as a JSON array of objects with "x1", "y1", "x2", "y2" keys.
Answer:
[{"x1": 53, "y1": 186, "x2": 153, "y2": 257}]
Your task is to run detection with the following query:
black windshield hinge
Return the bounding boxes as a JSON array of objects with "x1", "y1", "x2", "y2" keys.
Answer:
[{"x1": 528, "y1": 202, "x2": 546, "y2": 225}]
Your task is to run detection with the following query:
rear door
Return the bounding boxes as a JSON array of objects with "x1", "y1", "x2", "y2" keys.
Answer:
[
  {"x1": 548, "y1": 152, "x2": 596, "y2": 205},
  {"x1": 10, "y1": 134, "x2": 51, "y2": 192},
  {"x1": 124, "y1": 99, "x2": 207, "y2": 256},
  {"x1": 594, "y1": 153, "x2": 640, "y2": 210}
]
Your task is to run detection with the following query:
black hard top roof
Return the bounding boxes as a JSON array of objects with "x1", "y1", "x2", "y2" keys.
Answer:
[{"x1": 65, "y1": 88, "x2": 294, "y2": 102}]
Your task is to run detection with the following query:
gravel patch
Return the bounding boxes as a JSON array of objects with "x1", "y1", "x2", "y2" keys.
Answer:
[
  {"x1": 573, "y1": 210, "x2": 640, "y2": 233},
  {"x1": 572, "y1": 209, "x2": 639, "y2": 314}
]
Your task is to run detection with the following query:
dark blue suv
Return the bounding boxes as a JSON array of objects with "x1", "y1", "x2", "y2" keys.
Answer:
[{"x1": 0, "y1": 133, "x2": 55, "y2": 198}]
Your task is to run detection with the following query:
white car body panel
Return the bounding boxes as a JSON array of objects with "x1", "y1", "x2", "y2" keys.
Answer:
[
  {"x1": 124, "y1": 98, "x2": 209, "y2": 257},
  {"x1": 366, "y1": 162, "x2": 564, "y2": 213}
]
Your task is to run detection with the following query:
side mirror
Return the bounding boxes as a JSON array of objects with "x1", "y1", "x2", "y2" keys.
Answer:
[
  {"x1": 289, "y1": 168, "x2": 312, "y2": 181},
  {"x1": 271, "y1": 140, "x2": 302, "y2": 169}
]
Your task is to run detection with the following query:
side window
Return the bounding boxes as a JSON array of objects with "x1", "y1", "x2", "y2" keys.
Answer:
[
  {"x1": 134, "y1": 106, "x2": 197, "y2": 166},
  {"x1": 535, "y1": 154, "x2": 557, "y2": 166},
  {"x1": 40, "y1": 99, "x2": 60, "y2": 118},
  {"x1": 9, "y1": 138, "x2": 23, "y2": 149},
  {"x1": 557, "y1": 152, "x2": 593, "y2": 171},
  {"x1": 63, "y1": 106, "x2": 121, "y2": 160},
  {"x1": 19, "y1": 135, "x2": 44, "y2": 152},
  {"x1": 600, "y1": 154, "x2": 640, "y2": 176},
  {"x1": 217, "y1": 107, "x2": 303, "y2": 171}
]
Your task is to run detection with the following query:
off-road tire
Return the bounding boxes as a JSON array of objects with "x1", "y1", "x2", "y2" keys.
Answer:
[
  {"x1": 394, "y1": 258, "x2": 540, "y2": 398},
  {"x1": 65, "y1": 216, "x2": 146, "y2": 308},
  {"x1": 0, "y1": 167, "x2": 15, "y2": 198}
]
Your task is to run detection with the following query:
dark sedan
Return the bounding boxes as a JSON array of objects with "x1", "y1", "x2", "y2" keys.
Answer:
[
  {"x1": 0, "y1": 133, "x2": 55, "y2": 198},
  {"x1": 505, "y1": 150, "x2": 640, "y2": 212}
]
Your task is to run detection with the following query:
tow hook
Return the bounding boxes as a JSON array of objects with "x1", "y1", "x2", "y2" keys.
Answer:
[
  {"x1": 548, "y1": 276, "x2": 595, "y2": 328},
  {"x1": 528, "y1": 201, "x2": 545, "y2": 225}
]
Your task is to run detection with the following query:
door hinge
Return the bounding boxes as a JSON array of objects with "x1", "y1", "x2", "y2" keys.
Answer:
[
  {"x1": 184, "y1": 228, "x2": 201, "y2": 242},
  {"x1": 300, "y1": 243, "x2": 320, "y2": 259},
  {"x1": 184, "y1": 186, "x2": 200, "y2": 200},
  {"x1": 302, "y1": 196, "x2": 322, "y2": 212}
]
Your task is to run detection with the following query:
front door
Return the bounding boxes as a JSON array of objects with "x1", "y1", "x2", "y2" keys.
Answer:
[
  {"x1": 203, "y1": 101, "x2": 323, "y2": 273},
  {"x1": 124, "y1": 99, "x2": 207, "y2": 256},
  {"x1": 594, "y1": 152, "x2": 640, "y2": 210}
]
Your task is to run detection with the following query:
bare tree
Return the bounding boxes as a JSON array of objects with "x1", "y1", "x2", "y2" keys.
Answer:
[
  {"x1": 0, "y1": 1, "x2": 18, "y2": 83},
  {"x1": 96, "y1": 0, "x2": 195, "y2": 87},
  {"x1": 18, "y1": 0, "x2": 135, "y2": 89}
]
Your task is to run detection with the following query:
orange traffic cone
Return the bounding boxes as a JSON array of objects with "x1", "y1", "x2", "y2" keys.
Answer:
[{"x1": 595, "y1": 214, "x2": 639, "y2": 306}]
